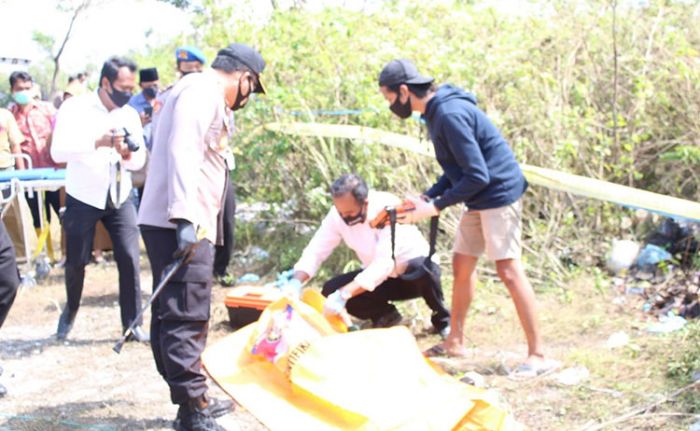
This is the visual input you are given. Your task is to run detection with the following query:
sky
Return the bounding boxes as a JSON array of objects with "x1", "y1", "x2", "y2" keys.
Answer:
[
  {"x1": 0, "y1": 0, "x2": 623, "y2": 78},
  {"x1": 0, "y1": 0, "x2": 534, "y2": 73},
  {"x1": 0, "y1": 0, "x2": 191, "y2": 74}
]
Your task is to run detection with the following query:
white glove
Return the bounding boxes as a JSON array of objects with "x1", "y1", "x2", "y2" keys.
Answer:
[
  {"x1": 397, "y1": 195, "x2": 439, "y2": 224},
  {"x1": 323, "y1": 290, "x2": 348, "y2": 316},
  {"x1": 280, "y1": 278, "x2": 303, "y2": 298}
]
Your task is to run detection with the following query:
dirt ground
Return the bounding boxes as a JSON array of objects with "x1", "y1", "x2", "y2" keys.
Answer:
[
  {"x1": 1, "y1": 256, "x2": 699, "y2": 430},
  {"x1": 0, "y1": 257, "x2": 265, "y2": 431}
]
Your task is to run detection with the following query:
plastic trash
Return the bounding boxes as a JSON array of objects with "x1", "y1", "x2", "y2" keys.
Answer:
[
  {"x1": 625, "y1": 287, "x2": 645, "y2": 295},
  {"x1": 647, "y1": 313, "x2": 687, "y2": 334},
  {"x1": 250, "y1": 246, "x2": 270, "y2": 261},
  {"x1": 460, "y1": 371, "x2": 486, "y2": 388},
  {"x1": 611, "y1": 296, "x2": 626, "y2": 305},
  {"x1": 692, "y1": 369, "x2": 700, "y2": 383},
  {"x1": 552, "y1": 366, "x2": 590, "y2": 386},
  {"x1": 606, "y1": 331, "x2": 630, "y2": 349},
  {"x1": 635, "y1": 244, "x2": 672, "y2": 266},
  {"x1": 606, "y1": 239, "x2": 640, "y2": 274},
  {"x1": 238, "y1": 273, "x2": 261, "y2": 283}
]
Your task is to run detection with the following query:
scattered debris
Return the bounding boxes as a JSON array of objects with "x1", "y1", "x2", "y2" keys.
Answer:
[
  {"x1": 460, "y1": 371, "x2": 486, "y2": 388},
  {"x1": 647, "y1": 313, "x2": 687, "y2": 334},
  {"x1": 238, "y1": 273, "x2": 261, "y2": 283},
  {"x1": 606, "y1": 239, "x2": 640, "y2": 274},
  {"x1": 615, "y1": 219, "x2": 700, "y2": 325},
  {"x1": 582, "y1": 380, "x2": 700, "y2": 431},
  {"x1": 606, "y1": 331, "x2": 630, "y2": 349},
  {"x1": 691, "y1": 370, "x2": 700, "y2": 383},
  {"x1": 611, "y1": 295, "x2": 626, "y2": 305},
  {"x1": 635, "y1": 244, "x2": 672, "y2": 267},
  {"x1": 552, "y1": 366, "x2": 590, "y2": 386}
]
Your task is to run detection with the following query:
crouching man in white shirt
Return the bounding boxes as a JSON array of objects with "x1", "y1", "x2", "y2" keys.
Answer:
[
  {"x1": 286, "y1": 174, "x2": 450, "y2": 336},
  {"x1": 51, "y1": 56, "x2": 147, "y2": 342}
]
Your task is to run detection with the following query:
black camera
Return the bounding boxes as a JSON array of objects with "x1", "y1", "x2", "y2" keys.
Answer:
[{"x1": 121, "y1": 128, "x2": 140, "y2": 152}]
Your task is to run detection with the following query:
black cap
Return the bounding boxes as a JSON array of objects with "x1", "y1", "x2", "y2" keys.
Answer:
[
  {"x1": 216, "y1": 43, "x2": 266, "y2": 94},
  {"x1": 139, "y1": 67, "x2": 159, "y2": 83},
  {"x1": 378, "y1": 59, "x2": 433, "y2": 87}
]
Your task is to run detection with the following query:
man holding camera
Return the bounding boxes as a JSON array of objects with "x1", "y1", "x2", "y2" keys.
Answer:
[{"x1": 51, "y1": 56, "x2": 147, "y2": 342}]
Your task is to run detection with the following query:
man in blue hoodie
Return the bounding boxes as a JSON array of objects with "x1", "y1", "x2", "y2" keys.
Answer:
[{"x1": 378, "y1": 59, "x2": 557, "y2": 375}]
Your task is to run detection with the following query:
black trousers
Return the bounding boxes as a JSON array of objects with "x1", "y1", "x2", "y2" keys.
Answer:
[
  {"x1": 322, "y1": 265, "x2": 451, "y2": 330},
  {"x1": 141, "y1": 227, "x2": 214, "y2": 405},
  {"x1": 213, "y1": 181, "x2": 235, "y2": 276},
  {"x1": 0, "y1": 220, "x2": 20, "y2": 328},
  {"x1": 25, "y1": 190, "x2": 61, "y2": 229},
  {"x1": 62, "y1": 194, "x2": 142, "y2": 328}
]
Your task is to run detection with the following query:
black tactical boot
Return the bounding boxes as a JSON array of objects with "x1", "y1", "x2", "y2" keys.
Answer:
[
  {"x1": 174, "y1": 395, "x2": 235, "y2": 428},
  {"x1": 175, "y1": 395, "x2": 227, "y2": 431}
]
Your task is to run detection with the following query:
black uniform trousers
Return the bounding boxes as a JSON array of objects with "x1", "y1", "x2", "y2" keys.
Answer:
[
  {"x1": 62, "y1": 194, "x2": 143, "y2": 328},
  {"x1": 0, "y1": 220, "x2": 20, "y2": 328},
  {"x1": 322, "y1": 265, "x2": 451, "y2": 330},
  {"x1": 25, "y1": 190, "x2": 61, "y2": 229},
  {"x1": 141, "y1": 227, "x2": 214, "y2": 405},
  {"x1": 213, "y1": 181, "x2": 235, "y2": 277}
]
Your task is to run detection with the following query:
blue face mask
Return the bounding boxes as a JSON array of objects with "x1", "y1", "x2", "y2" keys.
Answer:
[{"x1": 12, "y1": 90, "x2": 32, "y2": 105}]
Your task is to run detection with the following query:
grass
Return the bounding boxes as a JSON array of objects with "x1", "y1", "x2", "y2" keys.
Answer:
[{"x1": 386, "y1": 267, "x2": 699, "y2": 430}]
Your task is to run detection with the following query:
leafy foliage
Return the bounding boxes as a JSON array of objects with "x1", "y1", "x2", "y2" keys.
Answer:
[{"x1": 136, "y1": 0, "x2": 700, "y2": 279}]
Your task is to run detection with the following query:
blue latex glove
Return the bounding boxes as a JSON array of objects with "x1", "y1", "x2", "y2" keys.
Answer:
[
  {"x1": 323, "y1": 290, "x2": 348, "y2": 316},
  {"x1": 174, "y1": 221, "x2": 198, "y2": 262},
  {"x1": 280, "y1": 278, "x2": 303, "y2": 298}
]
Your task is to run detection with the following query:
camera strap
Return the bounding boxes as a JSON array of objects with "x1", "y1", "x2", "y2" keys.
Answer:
[{"x1": 388, "y1": 208, "x2": 438, "y2": 263}]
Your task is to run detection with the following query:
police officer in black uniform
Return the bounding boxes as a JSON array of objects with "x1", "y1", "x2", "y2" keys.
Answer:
[{"x1": 138, "y1": 43, "x2": 266, "y2": 431}]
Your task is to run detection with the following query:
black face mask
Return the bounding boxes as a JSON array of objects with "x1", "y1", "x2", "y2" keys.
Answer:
[
  {"x1": 143, "y1": 86, "x2": 158, "y2": 99},
  {"x1": 108, "y1": 82, "x2": 132, "y2": 108},
  {"x1": 230, "y1": 76, "x2": 253, "y2": 111},
  {"x1": 390, "y1": 93, "x2": 412, "y2": 119},
  {"x1": 342, "y1": 206, "x2": 366, "y2": 226}
]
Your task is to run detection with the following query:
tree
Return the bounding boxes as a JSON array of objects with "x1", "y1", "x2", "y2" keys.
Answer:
[{"x1": 33, "y1": 0, "x2": 93, "y2": 96}]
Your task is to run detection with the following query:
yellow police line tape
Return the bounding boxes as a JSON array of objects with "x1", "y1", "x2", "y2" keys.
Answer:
[{"x1": 265, "y1": 122, "x2": 700, "y2": 223}]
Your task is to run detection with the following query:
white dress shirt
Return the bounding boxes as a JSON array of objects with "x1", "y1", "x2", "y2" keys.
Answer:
[
  {"x1": 51, "y1": 91, "x2": 146, "y2": 209},
  {"x1": 294, "y1": 190, "x2": 433, "y2": 291}
]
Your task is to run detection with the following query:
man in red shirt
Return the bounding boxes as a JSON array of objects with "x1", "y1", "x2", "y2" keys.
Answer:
[{"x1": 9, "y1": 71, "x2": 61, "y2": 260}]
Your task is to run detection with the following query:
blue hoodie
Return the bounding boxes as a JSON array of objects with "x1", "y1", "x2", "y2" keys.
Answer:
[{"x1": 422, "y1": 84, "x2": 527, "y2": 211}]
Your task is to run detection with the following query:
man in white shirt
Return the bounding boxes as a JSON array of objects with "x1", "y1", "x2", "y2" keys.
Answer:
[
  {"x1": 51, "y1": 57, "x2": 147, "y2": 342},
  {"x1": 287, "y1": 174, "x2": 450, "y2": 335}
]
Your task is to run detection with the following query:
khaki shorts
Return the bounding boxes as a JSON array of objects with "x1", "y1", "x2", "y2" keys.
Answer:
[{"x1": 453, "y1": 200, "x2": 522, "y2": 261}]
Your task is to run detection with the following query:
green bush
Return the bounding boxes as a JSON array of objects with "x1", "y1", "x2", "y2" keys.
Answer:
[{"x1": 140, "y1": 0, "x2": 700, "y2": 279}]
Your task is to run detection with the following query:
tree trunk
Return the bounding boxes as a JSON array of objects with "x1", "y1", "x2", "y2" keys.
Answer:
[{"x1": 49, "y1": 1, "x2": 89, "y2": 96}]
